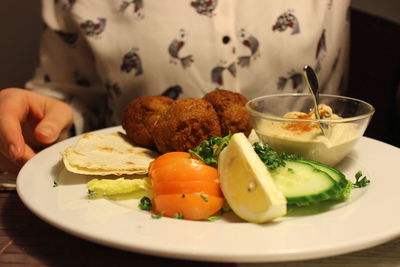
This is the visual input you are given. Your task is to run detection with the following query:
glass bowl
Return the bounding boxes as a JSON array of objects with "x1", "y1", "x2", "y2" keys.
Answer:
[{"x1": 245, "y1": 93, "x2": 375, "y2": 166}]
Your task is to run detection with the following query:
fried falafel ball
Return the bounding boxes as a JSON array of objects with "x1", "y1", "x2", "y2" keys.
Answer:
[
  {"x1": 121, "y1": 95, "x2": 174, "y2": 148},
  {"x1": 203, "y1": 89, "x2": 252, "y2": 136},
  {"x1": 152, "y1": 98, "x2": 221, "y2": 153}
]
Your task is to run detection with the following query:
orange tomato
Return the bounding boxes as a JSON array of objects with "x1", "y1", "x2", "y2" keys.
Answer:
[
  {"x1": 152, "y1": 194, "x2": 225, "y2": 220},
  {"x1": 152, "y1": 180, "x2": 223, "y2": 197},
  {"x1": 148, "y1": 152, "x2": 191, "y2": 174},
  {"x1": 150, "y1": 158, "x2": 219, "y2": 183},
  {"x1": 149, "y1": 152, "x2": 224, "y2": 220}
]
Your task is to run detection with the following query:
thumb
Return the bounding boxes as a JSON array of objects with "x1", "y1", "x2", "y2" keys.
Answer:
[{"x1": 35, "y1": 101, "x2": 73, "y2": 144}]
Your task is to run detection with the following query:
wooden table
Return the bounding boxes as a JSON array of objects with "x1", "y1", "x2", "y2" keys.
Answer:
[{"x1": 2, "y1": 175, "x2": 400, "y2": 266}]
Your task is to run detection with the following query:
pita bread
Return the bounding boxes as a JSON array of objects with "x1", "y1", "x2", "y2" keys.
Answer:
[{"x1": 61, "y1": 132, "x2": 158, "y2": 175}]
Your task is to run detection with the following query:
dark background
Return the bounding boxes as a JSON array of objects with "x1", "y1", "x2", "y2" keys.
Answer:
[{"x1": 347, "y1": 10, "x2": 400, "y2": 147}]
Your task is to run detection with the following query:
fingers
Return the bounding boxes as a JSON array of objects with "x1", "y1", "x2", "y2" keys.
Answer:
[
  {"x1": 0, "y1": 143, "x2": 35, "y2": 173},
  {"x1": 1, "y1": 117, "x2": 25, "y2": 161},
  {"x1": 0, "y1": 88, "x2": 73, "y2": 167},
  {"x1": 34, "y1": 100, "x2": 73, "y2": 144},
  {"x1": 0, "y1": 89, "x2": 29, "y2": 161},
  {"x1": 21, "y1": 143, "x2": 36, "y2": 163}
]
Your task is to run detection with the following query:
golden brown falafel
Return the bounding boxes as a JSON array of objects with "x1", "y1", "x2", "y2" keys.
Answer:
[
  {"x1": 121, "y1": 95, "x2": 174, "y2": 148},
  {"x1": 203, "y1": 89, "x2": 252, "y2": 136},
  {"x1": 152, "y1": 98, "x2": 221, "y2": 153}
]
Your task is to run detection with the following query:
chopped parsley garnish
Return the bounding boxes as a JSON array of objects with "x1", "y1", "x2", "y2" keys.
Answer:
[
  {"x1": 353, "y1": 171, "x2": 370, "y2": 188},
  {"x1": 206, "y1": 216, "x2": 221, "y2": 222},
  {"x1": 200, "y1": 195, "x2": 208, "y2": 202},
  {"x1": 53, "y1": 181, "x2": 58, "y2": 187},
  {"x1": 173, "y1": 213, "x2": 184, "y2": 219},
  {"x1": 151, "y1": 212, "x2": 163, "y2": 219},
  {"x1": 279, "y1": 152, "x2": 302, "y2": 161},
  {"x1": 189, "y1": 134, "x2": 232, "y2": 167},
  {"x1": 138, "y1": 196, "x2": 152, "y2": 211},
  {"x1": 253, "y1": 142, "x2": 301, "y2": 171},
  {"x1": 253, "y1": 143, "x2": 285, "y2": 170},
  {"x1": 220, "y1": 202, "x2": 232, "y2": 215}
]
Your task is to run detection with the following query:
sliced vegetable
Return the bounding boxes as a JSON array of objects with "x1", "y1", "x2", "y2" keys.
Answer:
[
  {"x1": 152, "y1": 193, "x2": 225, "y2": 221},
  {"x1": 149, "y1": 152, "x2": 224, "y2": 220},
  {"x1": 148, "y1": 152, "x2": 190, "y2": 173},
  {"x1": 296, "y1": 158, "x2": 349, "y2": 190},
  {"x1": 253, "y1": 142, "x2": 359, "y2": 205},
  {"x1": 152, "y1": 180, "x2": 223, "y2": 197},
  {"x1": 150, "y1": 157, "x2": 219, "y2": 183},
  {"x1": 87, "y1": 177, "x2": 151, "y2": 199},
  {"x1": 271, "y1": 160, "x2": 342, "y2": 205}
]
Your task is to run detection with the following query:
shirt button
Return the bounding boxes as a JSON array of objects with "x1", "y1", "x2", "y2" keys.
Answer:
[{"x1": 222, "y1": 35, "x2": 230, "y2": 44}]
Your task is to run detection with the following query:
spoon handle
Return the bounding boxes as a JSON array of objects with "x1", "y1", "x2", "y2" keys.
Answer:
[
  {"x1": 303, "y1": 66, "x2": 328, "y2": 135},
  {"x1": 303, "y1": 66, "x2": 319, "y2": 96}
]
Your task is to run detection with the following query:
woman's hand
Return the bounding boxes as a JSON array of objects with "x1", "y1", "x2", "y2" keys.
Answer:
[{"x1": 0, "y1": 88, "x2": 73, "y2": 173}]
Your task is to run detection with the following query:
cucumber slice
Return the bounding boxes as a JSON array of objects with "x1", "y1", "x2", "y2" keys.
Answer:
[
  {"x1": 271, "y1": 160, "x2": 341, "y2": 205},
  {"x1": 296, "y1": 159, "x2": 348, "y2": 190}
]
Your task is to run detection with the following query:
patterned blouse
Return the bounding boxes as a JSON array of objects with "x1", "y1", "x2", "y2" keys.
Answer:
[{"x1": 26, "y1": 0, "x2": 351, "y2": 134}]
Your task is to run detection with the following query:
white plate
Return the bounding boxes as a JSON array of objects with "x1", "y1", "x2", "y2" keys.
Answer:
[{"x1": 17, "y1": 126, "x2": 400, "y2": 263}]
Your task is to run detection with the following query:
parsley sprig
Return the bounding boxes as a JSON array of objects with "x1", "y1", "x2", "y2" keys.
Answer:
[
  {"x1": 173, "y1": 213, "x2": 184, "y2": 219},
  {"x1": 138, "y1": 196, "x2": 152, "y2": 210},
  {"x1": 353, "y1": 171, "x2": 370, "y2": 188},
  {"x1": 252, "y1": 142, "x2": 285, "y2": 171},
  {"x1": 189, "y1": 134, "x2": 232, "y2": 167},
  {"x1": 253, "y1": 142, "x2": 301, "y2": 171}
]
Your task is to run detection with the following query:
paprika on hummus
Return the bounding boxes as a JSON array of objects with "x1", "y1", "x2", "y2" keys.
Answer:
[{"x1": 255, "y1": 104, "x2": 358, "y2": 166}]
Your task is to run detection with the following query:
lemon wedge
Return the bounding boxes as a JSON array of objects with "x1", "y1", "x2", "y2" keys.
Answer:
[{"x1": 218, "y1": 133, "x2": 287, "y2": 223}]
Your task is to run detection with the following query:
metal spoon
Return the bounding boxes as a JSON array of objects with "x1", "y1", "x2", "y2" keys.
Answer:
[{"x1": 303, "y1": 65, "x2": 328, "y2": 136}]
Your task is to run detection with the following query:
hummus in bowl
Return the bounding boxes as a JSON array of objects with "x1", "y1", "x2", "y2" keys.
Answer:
[{"x1": 246, "y1": 94, "x2": 375, "y2": 166}]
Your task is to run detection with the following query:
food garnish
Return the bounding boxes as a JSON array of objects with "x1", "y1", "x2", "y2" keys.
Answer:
[
  {"x1": 253, "y1": 142, "x2": 354, "y2": 206},
  {"x1": 189, "y1": 134, "x2": 232, "y2": 167},
  {"x1": 353, "y1": 171, "x2": 370, "y2": 188},
  {"x1": 252, "y1": 142, "x2": 287, "y2": 171},
  {"x1": 151, "y1": 212, "x2": 164, "y2": 219},
  {"x1": 138, "y1": 196, "x2": 152, "y2": 211},
  {"x1": 149, "y1": 152, "x2": 224, "y2": 220},
  {"x1": 87, "y1": 177, "x2": 151, "y2": 199},
  {"x1": 206, "y1": 216, "x2": 221, "y2": 221},
  {"x1": 173, "y1": 213, "x2": 185, "y2": 219},
  {"x1": 218, "y1": 133, "x2": 287, "y2": 223},
  {"x1": 67, "y1": 129, "x2": 369, "y2": 223},
  {"x1": 219, "y1": 202, "x2": 232, "y2": 215},
  {"x1": 152, "y1": 194, "x2": 225, "y2": 221}
]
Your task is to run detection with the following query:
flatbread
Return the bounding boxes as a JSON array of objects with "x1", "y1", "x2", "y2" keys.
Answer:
[{"x1": 61, "y1": 132, "x2": 158, "y2": 176}]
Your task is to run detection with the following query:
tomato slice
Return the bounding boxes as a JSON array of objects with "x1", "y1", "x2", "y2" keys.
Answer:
[
  {"x1": 150, "y1": 158, "x2": 219, "y2": 182},
  {"x1": 148, "y1": 152, "x2": 192, "y2": 174},
  {"x1": 152, "y1": 193, "x2": 225, "y2": 220},
  {"x1": 149, "y1": 152, "x2": 224, "y2": 220},
  {"x1": 152, "y1": 180, "x2": 222, "y2": 197}
]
